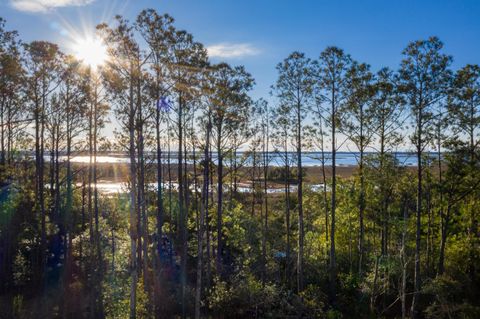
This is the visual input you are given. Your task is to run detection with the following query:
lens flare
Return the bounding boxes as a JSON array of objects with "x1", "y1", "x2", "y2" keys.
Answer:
[{"x1": 72, "y1": 36, "x2": 107, "y2": 69}]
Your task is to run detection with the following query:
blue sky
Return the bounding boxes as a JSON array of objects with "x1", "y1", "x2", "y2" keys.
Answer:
[
  {"x1": 2, "y1": 0, "x2": 480, "y2": 151},
  {"x1": 2, "y1": 0, "x2": 479, "y2": 101}
]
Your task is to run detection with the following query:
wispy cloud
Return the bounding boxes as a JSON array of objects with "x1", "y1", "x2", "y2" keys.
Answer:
[
  {"x1": 207, "y1": 43, "x2": 261, "y2": 59},
  {"x1": 10, "y1": 0, "x2": 95, "y2": 13}
]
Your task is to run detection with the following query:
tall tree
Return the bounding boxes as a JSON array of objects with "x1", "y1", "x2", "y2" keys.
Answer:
[
  {"x1": 449, "y1": 64, "x2": 480, "y2": 277},
  {"x1": 270, "y1": 101, "x2": 294, "y2": 287},
  {"x1": 371, "y1": 67, "x2": 405, "y2": 257},
  {"x1": 0, "y1": 18, "x2": 23, "y2": 167},
  {"x1": 398, "y1": 37, "x2": 451, "y2": 318},
  {"x1": 316, "y1": 47, "x2": 352, "y2": 303},
  {"x1": 194, "y1": 74, "x2": 213, "y2": 317},
  {"x1": 166, "y1": 28, "x2": 207, "y2": 317},
  {"x1": 59, "y1": 57, "x2": 89, "y2": 314},
  {"x1": 209, "y1": 63, "x2": 253, "y2": 276},
  {"x1": 342, "y1": 61, "x2": 376, "y2": 276},
  {"x1": 136, "y1": 12, "x2": 174, "y2": 300},
  {"x1": 257, "y1": 98, "x2": 271, "y2": 286},
  {"x1": 99, "y1": 17, "x2": 144, "y2": 318},
  {"x1": 24, "y1": 41, "x2": 63, "y2": 290},
  {"x1": 273, "y1": 52, "x2": 314, "y2": 292}
]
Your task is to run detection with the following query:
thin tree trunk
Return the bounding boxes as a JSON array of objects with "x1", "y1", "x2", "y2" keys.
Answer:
[
  {"x1": 128, "y1": 69, "x2": 139, "y2": 319},
  {"x1": 195, "y1": 118, "x2": 211, "y2": 319},
  {"x1": 206, "y1": 128, "x2": 213, "y2": 290},
  {"x1": 285, "y1": 146, "x2": 291, "y2": 288},
  {"x1": 154, "y1": 89, "x2": 164, "y2": 317},
  {"x1": 296, "y1": 100, "x2": 304, "y2": 293},
  {"x1": 438, "y1": 205, "x2": 451, "y2": 275},
  {"x1": 358, "y1": 105, "x2": 365, "y2": 277},
  {"x1": 177, "y1": 94, "x2": 187, "y2": 319},
  {"x1": 319, "y1": 119, "x2": 329, "y2": 264},
  {"x1": 216, "y1": 126, "x2": 224, "y2": 276},
  {"x1": 262, "y1": 118, "x2": 269, "y2": 287},
  {"x1": 136, "y1": 72, "x2": 148, "y2": 292},
  {"x1": 251, "y1": 148, "x2": 256, "y2": 217},
  {"x1": 411, "y1": 116, "x2": 423, "y2": 319},
  {"x1": 93, "y1": 80, "x2": 104, "y2": 318},
  {"x1": 0, "y1": 98, "x2": 5, "y2": 165},
  {"x1": 329, "y1": 85, "x2": 337, "y2": 304},
  {"x1": 401, "y1": 199, "x2": 408, "y2": 319},
  {"x1": 167, "y1": 123, "x2": 173, "y2": 240}
]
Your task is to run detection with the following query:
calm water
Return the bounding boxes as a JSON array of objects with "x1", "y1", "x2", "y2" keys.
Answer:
[
  {"x1": 81, "y1": 181, "x2": 326, "y2": 195},
  {"x1": 61, "y1": 151, "x2": 420, "y2": 167},
  {"x1": 68, "y1": 151, "x2": 423, "y2": 195},
  {"x1": 60, "y1": 152, "x2": 425, "y2": 195}
]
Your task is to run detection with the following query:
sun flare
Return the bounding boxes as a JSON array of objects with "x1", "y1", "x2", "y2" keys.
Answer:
[{"x1": 72, "y1": 36, "x2": 107, "y2": 69}]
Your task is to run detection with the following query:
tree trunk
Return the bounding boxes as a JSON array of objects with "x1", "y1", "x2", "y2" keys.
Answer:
[
  {"x1": 128, "y1": 70, "x2": 139, "y2": 319},
  {"x1": 319, "y1": 120, "x2": 329, "y2": 264},
  {"x1": 329, "y1": 86, "x2": 337, "y2": 304},
  {"x1": 216, "y1": 126, "x2": 224, "y2": 276},
  {"x1": 285, "y1": 146, "x2": 291, "y2": 288},
  {"x1": 438, "y1": 204, "x2": 451, "y2": 275},
  {"x1": 195, "y1": 118, "x2": 211, "y2": 319},
  {"x1": 358, "y1": 106, "x2": 365, "y2": 277},
  {"x1": 411, "y1": 118, "x2": 423, "y2": 319},
  {"x1": 401, "y1": 199, "x2": 408, "y2": 319},
  {"x1": 262, "y1": 120, "x2": 269, "y2": 287},
  {"x1": 177, "y1": 94, "x2": 187, "y2": 319},
  {"x1": 136, "y1": 72, "x2": 148, "y2": 293},
  {"x1": 296, "y1": 101, "x2": 304, "y2": 293}
]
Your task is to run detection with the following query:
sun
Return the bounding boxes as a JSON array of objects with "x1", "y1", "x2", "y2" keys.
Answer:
[{"x1": 72, "y1": 36, "x2": 107, "y2": 69}]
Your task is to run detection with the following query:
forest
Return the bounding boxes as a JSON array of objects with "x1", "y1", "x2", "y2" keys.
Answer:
[{"x1": 1, "y1": 8, "x2": 480, "y2": 319}]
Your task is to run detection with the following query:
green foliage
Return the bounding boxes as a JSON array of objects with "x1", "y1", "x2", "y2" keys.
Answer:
[
  {"x1": 209, "y1": 273, "x2": 309, "y2": 318},
  {"x1": 2, "y1": 10, "x2": 480, "y2": 319},
  {"x1": 300, "y1": 285, "x2": 328, "y2": 318},
  {"x1": 423, "y1": 275, "x2": 480, "y2": 318}
]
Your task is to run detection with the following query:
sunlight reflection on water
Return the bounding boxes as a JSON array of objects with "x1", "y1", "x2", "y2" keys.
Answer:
[
  {"x1": 79, "y1": 181, "x2": 326, "y2": 195},
  {"x1": 60, "y1": 152, "x2": 419, "y2": 166}
]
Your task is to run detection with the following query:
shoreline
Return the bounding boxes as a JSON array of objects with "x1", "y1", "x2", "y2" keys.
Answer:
[{"x1": 72, "y1": 162, "x2": 417, "y2": 185}]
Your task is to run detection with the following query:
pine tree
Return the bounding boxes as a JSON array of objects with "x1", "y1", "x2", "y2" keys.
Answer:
[
  {"x1": 273, "y1": 52, "x2": 314, "y2": 292},
  {"x1": 398, "y1": 37, "x2": 451, "y2": 318},
  {"x1": 316, "y1": 47, "x2": 352, "y2": 303}
]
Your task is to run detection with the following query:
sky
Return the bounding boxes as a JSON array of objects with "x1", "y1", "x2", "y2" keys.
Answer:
[{"x1": 1, "y1": 0, "x2": 480, "y2": 149}]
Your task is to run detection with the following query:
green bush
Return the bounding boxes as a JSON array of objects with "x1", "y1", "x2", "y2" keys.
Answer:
[
  {"x1": 423, "y1": 275, "x2": 480, "y2": 319},
  {"x1": 209, "y1": 273, "x2": 312, "y2": 318}
]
